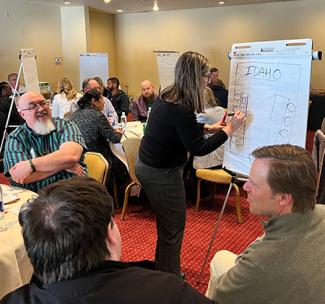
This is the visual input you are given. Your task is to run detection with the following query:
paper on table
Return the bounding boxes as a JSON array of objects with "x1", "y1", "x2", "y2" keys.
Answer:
[
  {"x1": 4, "y1": 194, "x2": 19, "y2": 205},
  {"x1": 1, "y1": 184, "x2": 25, "y2": 195}
]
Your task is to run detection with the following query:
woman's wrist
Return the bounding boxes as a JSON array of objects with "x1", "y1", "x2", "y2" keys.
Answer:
[{"x1": 222, "y1": 124, "x2": 234, "y2": 136}]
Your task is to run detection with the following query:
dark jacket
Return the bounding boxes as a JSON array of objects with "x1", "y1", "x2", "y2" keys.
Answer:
[
  {"x1": 107, "y1": 90, "x2": 130, "y2": 119},
  {"x1": 1, "y1": 260, "x2": 213, "y2": 304},
  {"x1": 0, "y1": 97, "x2": 23, "y2": 140},
  {"x1": 209, "y1": 86, "x2": 228, "y2": 108}
]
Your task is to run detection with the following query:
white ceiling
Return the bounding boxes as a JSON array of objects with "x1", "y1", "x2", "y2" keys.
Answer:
[{"x1": 22, "y1": 0, "x2": 299, "y2": 14}]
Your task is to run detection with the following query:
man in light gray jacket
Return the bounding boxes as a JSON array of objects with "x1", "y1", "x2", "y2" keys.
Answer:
[{"x1": 207, "y1": 144, "x2": 325, "y2": 304}]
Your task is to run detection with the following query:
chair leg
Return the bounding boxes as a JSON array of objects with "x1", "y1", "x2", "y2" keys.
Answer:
[
  {"x1": 195, "y1": 179, "x2": 202, "y2": 211},
  {"x1": 121, "y1": 182, "x2": 136, "y2": 221},
  {"x1": 210, "y1": 183, "x2": 216, "y2": 202},
  {"x1": 233, "y1": 183, "x2": 242, "y2": 224},
  {"x1": 113, "y1": 181, "x2": 119, "y2": 209}
]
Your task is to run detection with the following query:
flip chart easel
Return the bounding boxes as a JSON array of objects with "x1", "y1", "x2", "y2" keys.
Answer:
[
  {"x1": 0, "y1": 49, "x2": 39, "y2": 155},
  {"x1": 197, "y1": 39, "x2": 320, "y2": 284}
]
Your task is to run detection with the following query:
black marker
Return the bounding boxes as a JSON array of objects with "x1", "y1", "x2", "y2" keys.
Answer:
[{"x1": 227, "y1": 112, "x2": 235, "y2": 116}]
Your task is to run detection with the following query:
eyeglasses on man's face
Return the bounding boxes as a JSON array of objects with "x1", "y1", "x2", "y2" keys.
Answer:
[{"x1": 19, "y1": 100, "x2": 50, "y2": 112}]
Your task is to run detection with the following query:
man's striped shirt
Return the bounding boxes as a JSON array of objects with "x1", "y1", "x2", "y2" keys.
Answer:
[{"x1": 4, "y1": 118, "x2": 87, "y2": 192}]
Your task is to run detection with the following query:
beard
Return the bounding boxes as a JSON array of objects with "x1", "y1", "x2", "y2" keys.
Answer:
[
  {"x1": 143, "y1": 94, "x2": 155, "y2": 103},
  {"x1": 32, "y1": 118, "x2": 56, "y2": 135}
]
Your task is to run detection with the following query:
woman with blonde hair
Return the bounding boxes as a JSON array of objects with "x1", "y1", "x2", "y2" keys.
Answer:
[
  {"x1": 135, "y1": 51, "x2": 246, "y2": 277},
  {"x1": 52, "y1": 77, "x2": 82, "y2": 119}
]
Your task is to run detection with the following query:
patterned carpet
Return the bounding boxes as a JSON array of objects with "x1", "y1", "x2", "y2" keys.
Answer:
[{"x1": 114, "y1": 185, "x2": 264, "y2": 293}]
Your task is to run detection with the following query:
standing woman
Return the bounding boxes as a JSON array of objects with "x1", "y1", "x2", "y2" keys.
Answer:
[
  {"x1": 52, "y1": 78, "x2": 82, "y2": 119},
  {"x1": 135, "y1": 51, "x2": 245, "y2": 276}
]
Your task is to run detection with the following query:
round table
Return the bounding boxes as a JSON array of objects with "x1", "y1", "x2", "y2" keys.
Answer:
[{"x1": 0, "y1": 185, "x2": 36, "y2": 299}]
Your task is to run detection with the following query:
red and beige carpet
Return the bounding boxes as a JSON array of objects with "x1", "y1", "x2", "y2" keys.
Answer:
[{"x1": 115, "y1": 186, "x2": 264, "y2": 294}]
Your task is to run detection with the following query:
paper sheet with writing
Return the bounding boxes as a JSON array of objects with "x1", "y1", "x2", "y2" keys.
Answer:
[
  {"x1": 156, "y1": 52, "x2": 180, "y2": 91},
  {"x1": 223, "y1": 39, "x2": 312, "y2": 176},
  {"x1": 21, "y1": 49, "x2": 40, "y2": 93}
]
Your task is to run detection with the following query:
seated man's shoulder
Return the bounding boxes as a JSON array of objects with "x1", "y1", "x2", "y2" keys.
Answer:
[
  {"x1": 132, "y1": 96, "x2": 141, "y2": 105},
  {"x1": 112, "y1": 265, "x2": 212, "y2": 303},
  {"x1": 7, "y1": 124, "x2": 27, "y2": 140},
  {"x1": 0, "y1": 283, "x2": 58, "y2": 304},
  {"x1": 54, "y1": 117, "x2": 78, "y2": 129}
]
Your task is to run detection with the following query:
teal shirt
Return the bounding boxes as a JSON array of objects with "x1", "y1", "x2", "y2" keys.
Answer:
[{"x1": 4, "y1": 118, "x2": 87, "y2": 192}]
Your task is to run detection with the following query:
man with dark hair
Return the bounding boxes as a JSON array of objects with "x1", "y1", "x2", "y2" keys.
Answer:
[
  {"x1": 4, "y1": 92, "x2": 86, "y2": 192},
  {"x1": 206, "y1": 144, "x2": 325, "y2": 304},
  {"x1": 107, "y1": 77, "x2": 129, "y2": 120},
  {"x1": 1, "y1": 177, "x2": 213, "y2": 304},
  {"x1": 209, "y1": 68, "x2": 225, "y2": 89},
  {"x1": 208, "y1": 67, "x2": 228, "y2": 108}
]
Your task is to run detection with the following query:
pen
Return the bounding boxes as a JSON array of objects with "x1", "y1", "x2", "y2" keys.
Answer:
[{"x1": 221, "y1": 111, "x2": 228, "y2": 126}]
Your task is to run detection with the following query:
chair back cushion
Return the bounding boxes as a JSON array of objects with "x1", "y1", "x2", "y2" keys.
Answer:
[
  {"x1": 84, "y1": 152, "x2": 109, "y2": 185},
  {"x1": 122, "y1": 138, "x2": 141, "y2": 185}
]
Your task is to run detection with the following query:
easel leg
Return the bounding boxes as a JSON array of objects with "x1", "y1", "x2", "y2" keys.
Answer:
[
  {"x1": 0, "y1": 62, "x2": 23, "y2": 155},
  {"x1": 197, "y1": 183, "x2": 234, "y2": 284}
]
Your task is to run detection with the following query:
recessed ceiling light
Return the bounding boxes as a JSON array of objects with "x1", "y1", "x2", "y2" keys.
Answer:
[
  {"x1": 218, "y1": 1, "x2": 225, "y2": 4},
  {"x1": 63, "y1": 0, "x2": 71, "y2": 4},
  {"x1": 104, "y1": 0, "x2": 111, "y2": 3},
  {"x1": 153, "y1": 0, "x2": 159, "y2": 11},
  {"x1": 116, "y1": 9, "x2": 123, "y2": 13}
]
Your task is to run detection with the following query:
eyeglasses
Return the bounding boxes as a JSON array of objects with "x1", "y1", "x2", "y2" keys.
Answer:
[
  {"x1": 19, "y1": 100, "x2": 49, "y2": 112},
  {"x1": 202, "y1": 73, "x2": 211, "y2": 78}
]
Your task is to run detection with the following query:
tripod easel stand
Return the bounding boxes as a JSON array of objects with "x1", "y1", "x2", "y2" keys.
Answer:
[{"x1": 0, "y1": 49, "x2": 39, "y2": 155}]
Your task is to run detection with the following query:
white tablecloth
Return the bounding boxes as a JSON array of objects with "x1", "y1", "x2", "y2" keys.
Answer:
[
  {"x1": 110, "y1": 121, "x2": 144, "y2": 170},
  {"x1": 0, "y1": 185, "x2": 36, "y2": 299}
]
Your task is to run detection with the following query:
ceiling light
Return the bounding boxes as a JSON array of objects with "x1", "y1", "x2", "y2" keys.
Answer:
[
  {"x1": 63, "y1": 0, "x2": 71, "y2": 4},
  {"x1": 218, "y1": 1, "x2": 225, "y2": 4},
  {"x1": 153, "y1": 0, "x2": 159, "y2": 11},
  {"x1": 116, "y1": 9, "x2": 123, "y2": 13},
  {"x1": 104, "y1": 0, "x2": 111, "y2": 3}
]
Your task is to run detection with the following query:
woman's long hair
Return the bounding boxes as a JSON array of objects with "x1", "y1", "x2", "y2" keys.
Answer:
[
  {"x1": 56, "y1": 78, "x2": 78, "y2": 100},
  {"x1": 161, "y1": 51, "x2": 209, "y2": 113},
  {"x1": 77, "y1": 89, "x2": 101, "y2": 109}
]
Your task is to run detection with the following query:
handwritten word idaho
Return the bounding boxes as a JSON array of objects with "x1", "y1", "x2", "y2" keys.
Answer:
[{"x1": 243, "y1": 65, "x2": 281, "y2": 81}]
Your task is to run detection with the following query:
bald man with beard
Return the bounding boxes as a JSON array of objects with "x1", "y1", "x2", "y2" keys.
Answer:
[
  {"x1": 4, "y1": 91, "x2": 87, "y2": 192},
  {"x1": 131, "y1": 80, "x2": 157, "y2": 122}
]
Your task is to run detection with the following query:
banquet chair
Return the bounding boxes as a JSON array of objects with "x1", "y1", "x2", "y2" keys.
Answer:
[
  {"x1": 120, "y1": 137, "x2": 142, "y2": 220},
  {"x1": 195, "y1": 168, "x2": 242, "y2": 223},
  {"x1": 84, "y1": 151, "x2": 118, "y2": 207}
]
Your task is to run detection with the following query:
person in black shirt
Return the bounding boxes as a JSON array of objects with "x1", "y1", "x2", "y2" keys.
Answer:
[
  {"x1": 208, "y1": 67, "x2": 228, "y2": 108},
  {"x1": 135, "y1": 51, "x2": 245, "y2": 276},
  {"x1": 107, "y1": 77, "x2": 130, "y2": 120}
]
